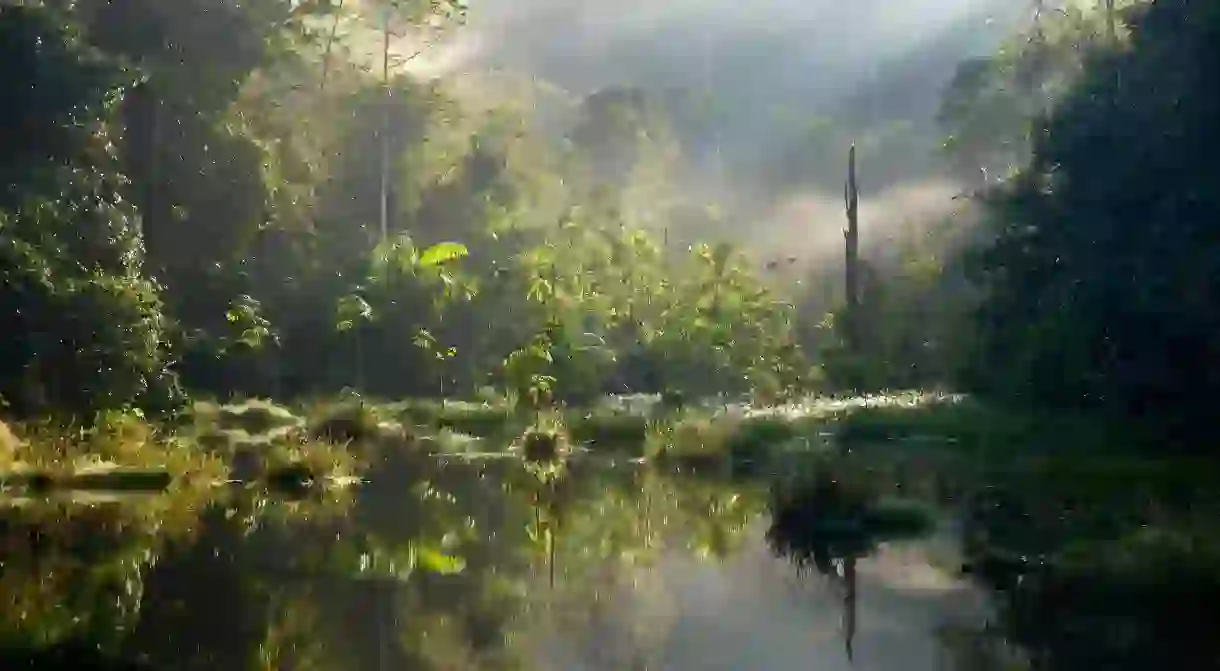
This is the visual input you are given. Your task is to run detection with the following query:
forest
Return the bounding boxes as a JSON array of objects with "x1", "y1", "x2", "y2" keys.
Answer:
[
  {"x1": 0, "y1": 0, "x2": 1208, "y2": 421},
  {"x1": 4, "y1": 0, "x2": 1216, "y2": 431},
  {"x1": 2, "y1": 0, "x2": 1219, "y2": 669}
]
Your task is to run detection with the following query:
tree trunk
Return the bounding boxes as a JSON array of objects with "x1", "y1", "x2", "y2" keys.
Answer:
[
  {"x1": 843, "y1": 145, "x2": 861, "y2": 357},
  {"x1": 319, "y1": 0, "x2": 345, "y2": 90},
  {"x1": 379, "y1": 14, "x2": 392, "y2": 242}
]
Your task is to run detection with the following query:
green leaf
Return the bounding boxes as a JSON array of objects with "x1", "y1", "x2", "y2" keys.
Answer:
[
  {"x1": 418, "y1": 241, "x2": 469, "y2": 268},
  {"x1": 335, "y1": 294, "x2": 373, "y2": 332},
  {"x1": 417, "y1": 546, "x2": 466, "y2": 575}
]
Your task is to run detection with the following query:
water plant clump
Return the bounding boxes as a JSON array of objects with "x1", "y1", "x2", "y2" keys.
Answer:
[
  {"x1": 305, "y1": 399, "x2": 384, "y2": 444},
  {"x1": 520, "y1": 430, "x2": 563, "y2": 463},
  {"x1": 0, "y1": 411, "x2": 227, "y2": 492}
]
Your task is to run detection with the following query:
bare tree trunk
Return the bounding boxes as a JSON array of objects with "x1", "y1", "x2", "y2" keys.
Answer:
[
  {"x1": 319, "y1": 0, "x2": 345, "y2": 90},
  {"x1": 843, "y1": 145, "x2": 861, "y2": 358},
  {"x1": 379, "y1": 16, "x2": 391, "y2": 243}
]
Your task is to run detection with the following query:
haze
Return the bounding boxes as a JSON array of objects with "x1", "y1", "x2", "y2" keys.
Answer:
[{"x1": 399, "y1": 0, "x2": 1027, "y2": 261}]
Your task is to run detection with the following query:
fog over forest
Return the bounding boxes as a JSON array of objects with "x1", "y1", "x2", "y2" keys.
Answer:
[{"x1": 377, "y1": 0, "x2": 1023, "y2": 260}]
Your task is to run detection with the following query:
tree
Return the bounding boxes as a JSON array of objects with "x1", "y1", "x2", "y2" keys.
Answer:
[
  {"x1": 968, "y1": 0, "x2": 1220, "y2": 431},
  {"x1": 0, "y1": 5, "x2": 181, "y2": 417}
]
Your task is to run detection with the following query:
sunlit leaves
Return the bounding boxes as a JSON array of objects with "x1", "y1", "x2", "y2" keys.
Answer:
[
  {"x1": 418, "y1": 241, "x2": 468, "y2": 267},
  {"x1": 335, "y1": 293, "x2": 373, "y2": 332},
  {"x1": 224, "y1": 294, "x2": 278, "y2": 350},
  {"x1": 353, "y1": 539, "x2": 465, "y2": 581},
  {"x1": 500, "y1": 218, "x2": 805, "y2": 402},
  {"x1": 416, "y1": 544, "x2": 466, "y2": 575}
]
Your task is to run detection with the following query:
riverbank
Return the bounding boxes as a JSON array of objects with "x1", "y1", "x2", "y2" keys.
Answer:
[{"x1": 5, "y1": 391, "x2": 1217, "y2": 490}]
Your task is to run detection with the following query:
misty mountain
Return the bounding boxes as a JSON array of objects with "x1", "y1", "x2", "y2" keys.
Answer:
[{"x1": 438, "y1": 0, "x2": 1023, "y2": 183}]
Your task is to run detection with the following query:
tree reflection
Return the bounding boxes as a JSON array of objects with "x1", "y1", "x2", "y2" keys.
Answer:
[
  {"x1": 0, "y1": 490, "x2": 210, "y2": 657},
  {"x1": 766, "y1": 463, "x2": 934, "y2": 664},
  {"x1": 2, "y1": 449, "x2": 776, "y2": 671}
]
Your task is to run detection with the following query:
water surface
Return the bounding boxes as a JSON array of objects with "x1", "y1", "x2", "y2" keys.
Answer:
[{"x1": 1, "y1": 438, "x2": 1197, "y2": 670}]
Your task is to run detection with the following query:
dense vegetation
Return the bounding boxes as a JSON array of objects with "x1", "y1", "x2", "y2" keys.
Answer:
[
  {"x1": 4, "y1": 2, "x2": 1220, "y2": 667},
  {"x1": 5, "y1": 0, "x2": 1214, "y2": 434},
  {"x1": 0, "y1": 0, "x2": 807, "y2": 421}
]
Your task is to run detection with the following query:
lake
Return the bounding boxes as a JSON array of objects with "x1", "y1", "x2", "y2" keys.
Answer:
[{"x1": 1, "y1": 426, "x2": 1214, "y2": 671}]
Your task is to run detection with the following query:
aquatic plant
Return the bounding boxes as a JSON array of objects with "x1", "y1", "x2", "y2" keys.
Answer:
[
  {"x1": 1, "y1": 411, "x2": 227, "y2": 489},
  {"x1": 305, "y1": 398, "x2": 383, "y2": 444},
  {"x1": 517, "y1": 428, "x2": 568, "y2": 465}
]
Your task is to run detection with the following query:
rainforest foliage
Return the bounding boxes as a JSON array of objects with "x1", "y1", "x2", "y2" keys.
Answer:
[
  {"x1": 0, "y1": 0, "x2": 803, "y2": 417},
  {"x1": 2, "y1": 0, "x2": 1217, "y2": 436}
]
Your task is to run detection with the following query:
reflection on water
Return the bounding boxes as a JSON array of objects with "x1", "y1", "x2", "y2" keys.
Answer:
[{"x1": 3, "y1": 440, "x2": 1213, "y2": 670}]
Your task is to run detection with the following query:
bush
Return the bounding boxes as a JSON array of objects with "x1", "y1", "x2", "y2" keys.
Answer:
[{"x1": 0, "y1": 236, "x2": 183, "y2": 420}]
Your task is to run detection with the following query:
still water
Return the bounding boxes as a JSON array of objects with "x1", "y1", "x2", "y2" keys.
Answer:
[{"x1": 0, "y1": 440, "x2": 1202, "y2": 670}]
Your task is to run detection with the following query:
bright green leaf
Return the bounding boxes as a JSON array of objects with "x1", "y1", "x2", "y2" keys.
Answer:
[{"x1": 418, "y1": 241, "x2": 469, "y2": 268}]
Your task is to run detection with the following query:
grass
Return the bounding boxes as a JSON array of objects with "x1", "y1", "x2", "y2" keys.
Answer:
[
  {"x1": 825, "y1": 394, "x2": 1156, "y2": 459},
  {"x1": 1, "y1": 411, "x2": 227, "y2": 490},
  {"x1": 400, "y1": 398, "x2": 514, "y2": 437},
  {"x1": 261, "y1": 434, "x2": 363, "y2": 492},
  {"x1": 644, "y1": 407, "x2": 826, "y2": 471},
  {"x1": 305, "y1": 399, "x2": 381, "y2": 443},
  {"x1": 2, "y1": 399, "x2": 379, "y2": 494},
  {"x1": 567, "y1": 410, "x2": 649, "y2": 447}
]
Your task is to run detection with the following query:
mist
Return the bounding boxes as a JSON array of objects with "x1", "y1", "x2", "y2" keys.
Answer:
[{"x1": 395, "y1": 0, "x2": 1027, "y2": 263}]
